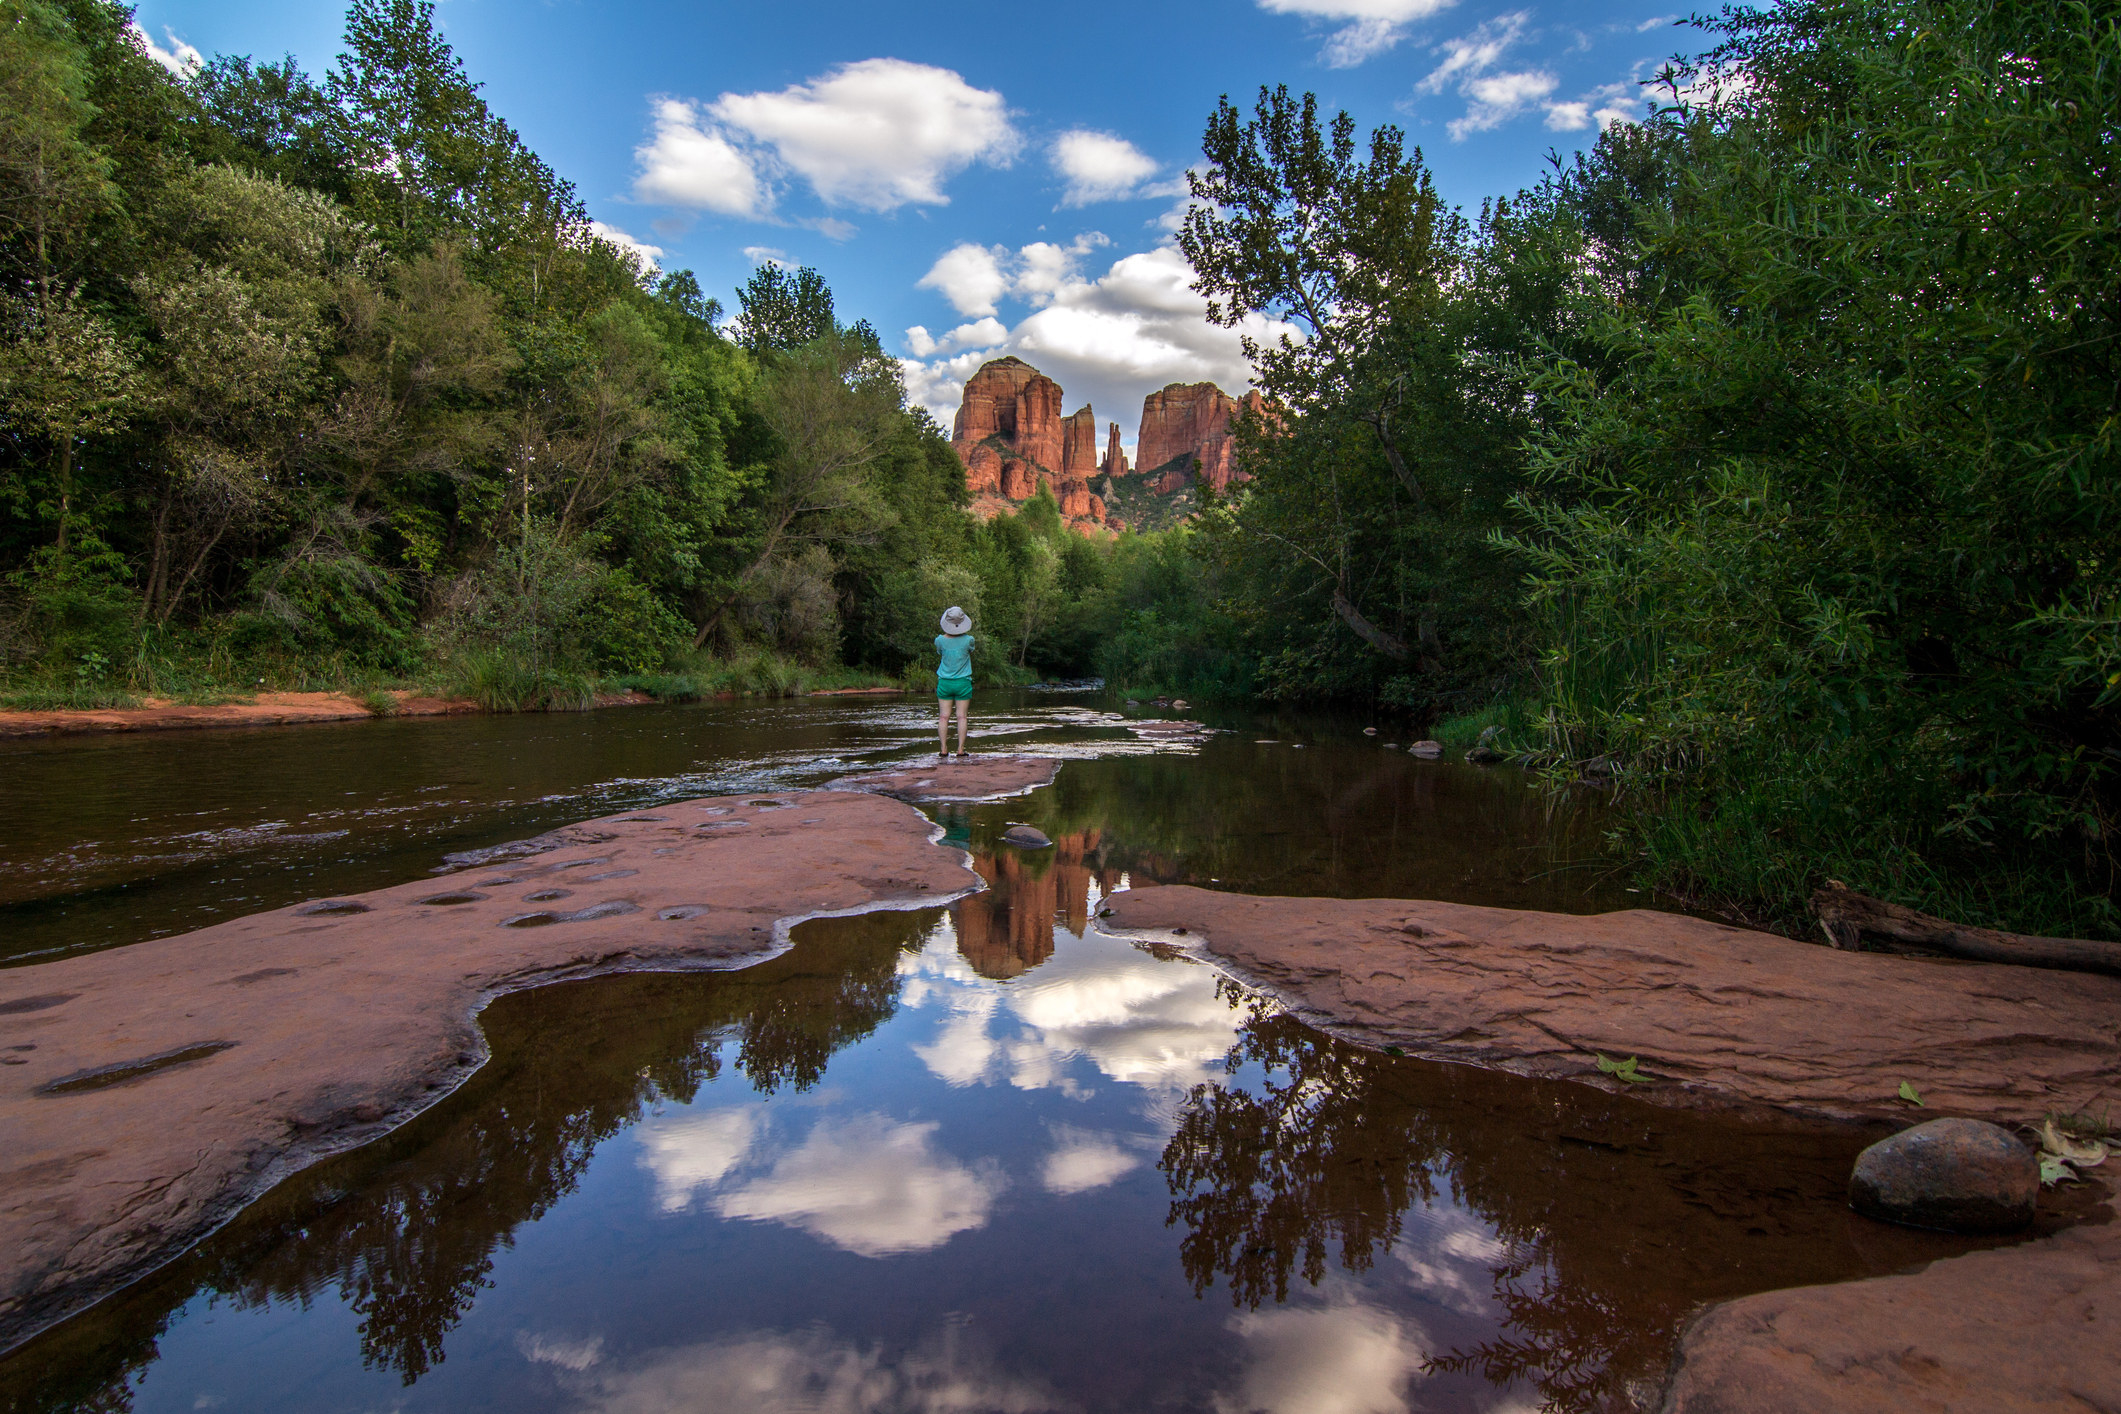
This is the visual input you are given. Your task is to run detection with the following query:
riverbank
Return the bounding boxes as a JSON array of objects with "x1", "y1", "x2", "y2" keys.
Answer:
[
  {"x1": 1098, "y1": 884, "x2": 2121, "y2": 1412},
  {"x1": 0, "y1": 761, "x2": 1050, "y2": 1355}
]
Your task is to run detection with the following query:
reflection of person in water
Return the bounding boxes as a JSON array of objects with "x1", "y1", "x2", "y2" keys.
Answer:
[{"x1": 935, "y1": 605, "x2": 975, "y2": 761}]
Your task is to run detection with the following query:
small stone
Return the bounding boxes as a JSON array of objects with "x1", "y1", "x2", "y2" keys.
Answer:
[
  {"x1": 1850, "y1": 1116, "x2": 2039, "y2": 1233},
  {"x1": 1000, "y1": 825, "x2": 1052, "y2": 849},
  {"x1": 1363, "y1": 727, "x2": 1378, "y2": 736},
  {"x1": 1409, "y1": 740, "x2": 1444, "y2": 759},
  {"x1": 1465, "y1": 745, "x2": 1505, "y2": 764}
]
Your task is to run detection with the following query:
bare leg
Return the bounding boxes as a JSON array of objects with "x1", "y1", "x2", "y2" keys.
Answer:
[
  {"x1": 937, "y1": 698, "x2": 949, "y2": 759},
  {"x1": 954, "y1": 698, "x2": 970, "y2": 755}
]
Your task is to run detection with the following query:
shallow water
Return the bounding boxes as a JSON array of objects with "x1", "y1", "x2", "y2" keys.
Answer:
[{"x1": 0, "y1": 696, "x2": 2027, "y2": 1412}]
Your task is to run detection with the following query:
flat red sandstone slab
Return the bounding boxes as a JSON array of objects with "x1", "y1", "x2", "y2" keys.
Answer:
[
  {"x1": 0, "y1": 789, "x2": 975, "y2": 1353},
  {"x1": 1099, "y1": 885, "x2": 2121, "y2": 1412},
  {"x1": 831, "y1": 754, "x2": 1057, "y2": 803},
  {"x1": 1099, "y1": 885, "x2": 2121, "y2": 1126},
  {"x1": 1661, "y1": 1196, "x2": 2120, "y2": 1412}
]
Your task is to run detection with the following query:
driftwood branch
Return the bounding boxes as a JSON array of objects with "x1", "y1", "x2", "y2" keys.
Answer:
[
  {"x1": 1332, "y1": 590, "x2": 1410, "y2": 660},
  {"x1": 1812, "y1": 883, "x2": 2121, "y2": 978}
]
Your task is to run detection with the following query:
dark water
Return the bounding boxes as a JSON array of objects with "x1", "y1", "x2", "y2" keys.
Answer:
[{"x1": 0, "y1": 696, "x2": 2026, "y2": 1412}]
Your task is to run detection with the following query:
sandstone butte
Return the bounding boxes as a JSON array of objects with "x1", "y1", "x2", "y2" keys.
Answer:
[
  {"x1": 0, "y1": 757, "x2": 1057, "y2": 1356},
  {"x1": 946, "y1": 357, "x2": 1268, "y2": 532},
  {"x1": 1099, "y1": 884, "x2": 2121, "y2": 1413}
]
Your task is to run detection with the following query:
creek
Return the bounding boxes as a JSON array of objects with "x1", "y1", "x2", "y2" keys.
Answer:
[{"x1": 0, "y1": 694, "x2": 2013, "y2": 1412}]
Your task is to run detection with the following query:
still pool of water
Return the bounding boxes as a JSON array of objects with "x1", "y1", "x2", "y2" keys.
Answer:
[{"x1": 0, "y1": 696, "x2": 2023, "y2": 1412}]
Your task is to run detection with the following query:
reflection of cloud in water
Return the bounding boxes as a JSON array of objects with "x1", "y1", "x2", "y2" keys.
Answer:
[
  {"x1": 636, "y1": 1109, "x2": 759, "y2": 1212},
  {"x1": 1216, "y1": 1297, "x2": 1428, "y2": 1414},
  {"x1": 714, "y1": 1113, "x2": 999, "y2": 1257},
  {"x1": 636, "y1": 1109, "x2": 997, "y2": 1257},
  {"x1": 561, "y1": 1321, "x2": 1067, "y2": 1414},
  {"x1": 519, "y1": 1330, "x2": 606, "y2": 1371},
  {"x1": 900, "y1": 926, "x2": 1240, "y2": 1104},
  {"x1": 1039, "y1": 1126, "x2": 1144, "y2": 1194},
  {"x1": 1393, "y1": 1203, "x2": 1509, "y2": 1316}
]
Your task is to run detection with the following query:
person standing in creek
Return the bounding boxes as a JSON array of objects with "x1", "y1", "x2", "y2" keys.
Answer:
[{"x1": 935, "y1": 606, "x2": 975, "y2": 761}]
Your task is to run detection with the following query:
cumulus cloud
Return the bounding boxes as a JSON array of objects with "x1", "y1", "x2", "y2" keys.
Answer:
[
  {"x1": 899, "y1": 240, "x2": 1292, "y2": 452},
  {"x1": 1257, "y1": 0, "x2": 1458, "y2": 67},
  {"x1": 741, "y1": 245, "x2": 791, "y2": 267},
  {"x1": 903, "y1": 318, "x2": 1010, "y2": 360},
  {"x1": 1544, "y1": 82, "x2": 1640, "y2": 132},
  {"x1": 633, "y1": 60, "x2": 1016, "y2": 220},
  {"x1": 1216, "y1": 1298, "x2": 1429, "y2": 1414},
  {"x1": 1449, "y1": 69, "x2": 1560, "y2": 137},
  {"x1": 589, "y1": 221, "x2": 663, "y2": 272},
  {"x1": 562, "y1": 1324, "x2": 1065, "y2": 1414},
  {"x1": 1050, "y1": 131, "x2": 1161, "y2": 206},
  {"x1": 1418, "y1": 9, "x2": 1530, "y2": 92},
  {"x1": 128, "y1": 23, "x2": 201, "y2": 75},
  {"x1": 633, "y1": 99, "x2": 770, "y2": 218},
  {"x1": 918, "y1": 243, "x2": 1012, "y2": 318}
]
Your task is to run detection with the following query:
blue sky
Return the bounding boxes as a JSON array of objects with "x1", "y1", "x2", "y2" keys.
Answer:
[{"x1": 130, "y1": 0, "x2": 1694, "y2": 450}]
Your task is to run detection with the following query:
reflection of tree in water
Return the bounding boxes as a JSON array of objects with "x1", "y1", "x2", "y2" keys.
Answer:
[
  {"x1": 1160, "y1": 1002, "x2": 1987, "y2": 1414},
  {"x1": 0, "y1": 908, "x2": 936, "y2": 1413}
]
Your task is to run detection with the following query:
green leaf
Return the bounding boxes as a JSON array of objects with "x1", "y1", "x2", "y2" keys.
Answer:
[
  {"x1": 1595, "y1": 1053, "x2": 1652, "y2": 1083},
  {"x1": 1897, "y1": 1080, "x2": 1925, "y2": 1106},
  {"x1": 2040, "y1": 1154, "x2": 2078, "y2": 1187}
]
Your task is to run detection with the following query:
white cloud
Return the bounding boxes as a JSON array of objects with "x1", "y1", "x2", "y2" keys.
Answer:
[
  {"x1": 633, "y1": 99, "x2": 770, "y2": 218},
  {"x1": 128, "y1": 23, "x2": 201, "y2": 75},
  {"x1": 918, "y1": 243, "x2": 1012, "y2": 318},
  {"x1": 1544, "y1": 82, "x2": 1639, "y2": 132},
  {"x1": 1448, "y1": 69, "x2": 1560, "y2": 138},
  {"x1": 1040, "y1": 1128, "x2": 1143, "y2": 1194},
  {"x1": 902, "y1": 318, "x2": 1010, "y2": 360},
  {"x1": 899, "y1": 240, "x2": 1293, "y2": 445},
  {"x1": 1216, "y1": 1298, "x2": 1428, "y2": 1414},
  {"x1": 1050, "y1": 131, "x2": 1160, "y2": 206},
  {"x1": 710, "y1": 59, "x2": 1018, "y2": 213},
  {"x1": 589, "y1": 220, "x2": 663, "y2": 273},
  {"x1": 565, "y1": 1325, "x2": 1065, "y2": 1414},
  {"x1": 1418, "y1": 10, "x2": 1530, "y2": 92},
  {"x1": 711, "y1": 1112, "x2": 998, "y2": 1256},
  {"x1": 1637, "y1": 13, "x2": 1678, "y2": 30},
  {"x1": 1257, "y1": 0, "x2": 1458, "y2": 67}
]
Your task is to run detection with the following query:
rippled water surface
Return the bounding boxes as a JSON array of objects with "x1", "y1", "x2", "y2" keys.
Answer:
[{"x1": 0, "y1": 695, "x2": 2013, "y2": 1412}]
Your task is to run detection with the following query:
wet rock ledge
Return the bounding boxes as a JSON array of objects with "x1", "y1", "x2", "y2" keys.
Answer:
[
  {"x1": 832, "y1": 754, "x2": 1058, "y2": 803},
  {"x1": 0, "y1": 786, "x2": 988, "y2": 1355},
  {"x1": 1099, "y1": 885, "x2": 2121, "y2": 1413}
]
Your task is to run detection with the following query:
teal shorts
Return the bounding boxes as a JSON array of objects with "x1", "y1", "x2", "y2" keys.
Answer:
[{"x1": 936, "y1": 675, "x2": 973, "y2": 701}]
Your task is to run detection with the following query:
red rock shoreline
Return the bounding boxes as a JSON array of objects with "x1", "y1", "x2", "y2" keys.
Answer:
[
  {"x1": 0, "y1": 772, "x2": 1041, "y2": 1355},
  {"x1": 1097, "y1": 883, "x2": 2121, "y2": 1412}
]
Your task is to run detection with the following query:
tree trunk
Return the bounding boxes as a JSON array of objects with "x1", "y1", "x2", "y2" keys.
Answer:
[
  {"x1": 1331, "y1": 590, "x2": 1409, "y2": 659},
  {"x1": 1366, "y1": 414, "x2": 1430, "y2": 518},
  {"x1": 1812, "y1": 883, "x2": 2121, "y2": 977}
]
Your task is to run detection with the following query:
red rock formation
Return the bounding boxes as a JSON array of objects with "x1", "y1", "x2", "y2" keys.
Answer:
[
  {"x1": 1135, "y1": 382, "x2": 1264, "y2": 492},
  {"x1": 1061, "y1": 406, "x2": 1099, "y2": 476},
  {"x1": 1000, "y1": 459, "x2": 1037, "y2": 501},
  {"x1": 950, "y1": 357, "x2": 1064, "y2": 476},
  {"x1": 1101, "y1": 422, "x2": 1130, "y2": 478}
]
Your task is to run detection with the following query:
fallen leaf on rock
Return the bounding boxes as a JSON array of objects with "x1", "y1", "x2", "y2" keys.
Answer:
[
  {"x1": 2040, "y1": 1154, "x2": 2079, "y2": 1186},
  {"x1": 2035, "y1": 1117, "x2": 2109, "y2": 1167},
  {"x1": 1595, "y1": 1053, "x2": 1652, "y2": 1084},
  {"x1": 1898, "y1": 1080, "x2": 1926, "y2": 1106}
]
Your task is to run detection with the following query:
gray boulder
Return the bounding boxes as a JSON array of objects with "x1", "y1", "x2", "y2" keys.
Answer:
[
  {"x1": 1000, "y1": 824, "x2": 1052, "y2": 849},
  {"x1": 1850, "y1": 1116, "x2": 2039, "y2": 1233},
  {"x1": 1409, "y1": 740, "x2": 1443, "y2": 759}
]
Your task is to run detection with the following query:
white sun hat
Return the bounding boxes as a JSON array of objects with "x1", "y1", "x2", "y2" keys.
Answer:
[{"x1": 940, "y1": 606, "x2": 972, "y2": 634}]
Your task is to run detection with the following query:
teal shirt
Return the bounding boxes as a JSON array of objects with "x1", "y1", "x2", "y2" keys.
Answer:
[{"x1": 935, "y1": 633, "x2": 973, "y2": 679}]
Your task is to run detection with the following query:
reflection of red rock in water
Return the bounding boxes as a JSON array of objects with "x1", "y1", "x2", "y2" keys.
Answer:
[{"x1": 953, "y1": 828, "x2": 1121, "y2": 979}]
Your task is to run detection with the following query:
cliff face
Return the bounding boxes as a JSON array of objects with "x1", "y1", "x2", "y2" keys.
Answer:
[
  {"x1": 945, "y1": 357, "x2": 1266, "y2": 533},
  {"x1": 1135, "y1": 383, "x2": 1265, "y2": 493},
  {"x1": 950, "y1": 356, "x2": 1066, "y2": 478}
]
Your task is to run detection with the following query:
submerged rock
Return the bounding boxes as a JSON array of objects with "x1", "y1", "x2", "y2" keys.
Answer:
[
  {"x1": 1849, "y1": 1116, "x2": 2039, "y2": 1233},
  {"x1": 1409, "y1": 740, "x2": 1443, "y2": 759},
  {"x1": 1466, "y1": 745, "x2": 1505, "y2": 764},
  {"x1": 1000, "y1": 824, "x2": 1053, "y2": 849}
]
